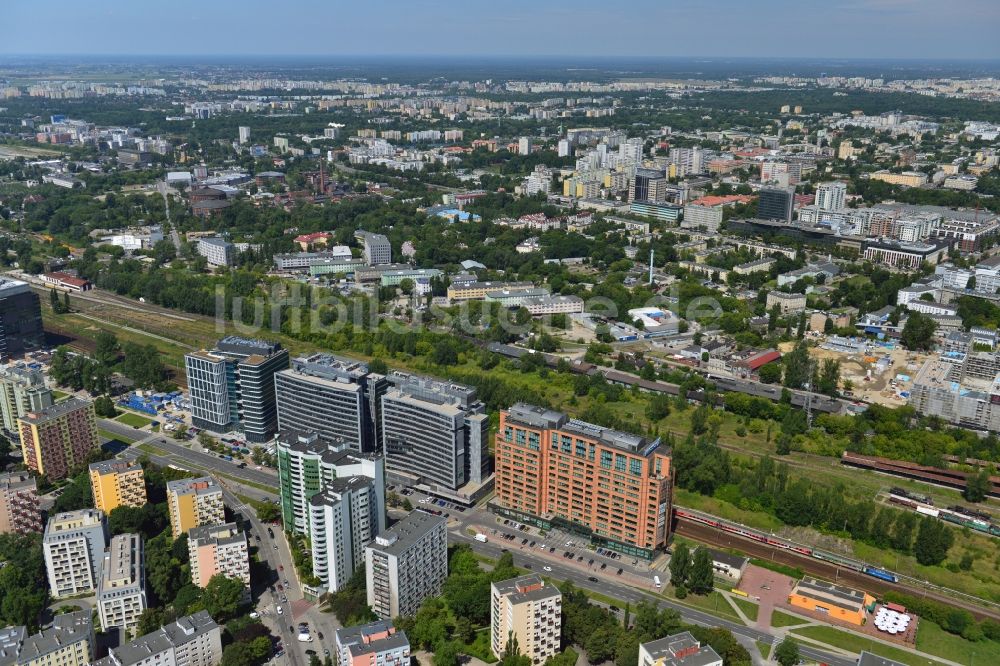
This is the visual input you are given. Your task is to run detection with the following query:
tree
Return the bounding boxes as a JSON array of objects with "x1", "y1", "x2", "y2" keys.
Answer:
[
  {"x1": 758, "y1": 362, "x2": 782, "y2": 384},
  {"x1": 94, "y1": 331, "x2": 120, "y2": 367},
  {"x1": 432, "y1": 640, "x2": 461, "y2": 666},
  {"x1": 53, "y1": 471, "x2": 94, "y2": 513},
  {"x1": 669, "y1": 542, "x2": 690, "y2": 590},
  {"x1": 399, "y1": 278, "x2": 415, "y2": 296},
  {"x1": 252, "y1": 500, "x2": 281, "y2": 523},
  {"x1": 94, "y1": 395, "x2": 118, "y2": 418},
  {"x1": 816, "y1": 358, "x2": 841, "y2": 396},
  {"x1": 689, "y1": 548, "x2": 715, "y2": 595},
  {"x1": 914, "y1": 516, "x2": 954, "y2": 566},
  {"x1": 774, "y1": 638, "x2": 799, "y2": 666},
  {"x1": 63, "y1": 292, "x2": 70, "y2": 312},
  {"x1": 964, "y1": 468, "x2": 990, "y2": 503},
  {"x1": 782, "y1": 341, "x2": 810, "y2": 389},
  {"x1": 201, "y1": 575, "x2": 246, "y2": 622},
  {"x1": 901, "y1": 311, "x2": 937, "y2": 351}
]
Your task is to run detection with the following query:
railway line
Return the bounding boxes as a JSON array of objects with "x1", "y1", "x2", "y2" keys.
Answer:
[{"x1": 673, "y1": 507, "x2": 1000, "y2": 622}]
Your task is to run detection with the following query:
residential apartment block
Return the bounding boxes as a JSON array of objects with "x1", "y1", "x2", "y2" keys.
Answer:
[
  {"x1": 381, "y1": 372, "x2": 490, "y2": 491},
  {"x1": 0, "y1": 366, "x2": 52, "y2": 436},
  {"x1": 494, "y1": 404, "x2": 673, "y2": 559},
  {"x1": 0, "y1": 611, "x2": 93, "y2": 666},
  {"x1": 0, "y1": 471, "x2": 41, "y2": 534},
  {"x1": 490, "y1": 575, "x2": 561, "y2": 665},
  {"x1": 185, "y1": 337, "x2": 289, "y2": 442},
  {"x1": 166, "y1": 478, "x2": 225, "y2": 538},
  {"x1": 275, "y1": 354, "x2": 387, "y2": 453},
  {"x1": 335, "y1": 621, "x2": 410, "y2": 666},
  {"x1": 93, "y1": 611, "x2": 222, "y2": 666},
  {"x1": 365, "y1": 510, "x2": 448, "y2": 620},
  {"x1": 89, "y1": 460, "x2": 147, "y2": 514},
  {"x1": 277, "y1": 430, "x2": 385, "y2": 537},
  {"x1": 19, "y1": 398, "x2": 99, "y2": 481},
  {"x1": 638, "y1": 632, "x2": 723, "y2": 666},
  {"x1": 309, "y1": 476, "x2": 385, "y2": 592},
  {"x1": 187, "y1": 523, "x2": 250, "y2": 590},
  {"x1": 43, "y1": 509, "x2": 107, "y2": 598},
  {"x1": 97, "y1": 533, "x2": 147, "y2": 633}
]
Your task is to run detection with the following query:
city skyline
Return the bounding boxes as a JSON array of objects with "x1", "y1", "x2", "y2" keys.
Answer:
[{"x1": 5, "y1": 0, "x2": 999, "y2": 61}]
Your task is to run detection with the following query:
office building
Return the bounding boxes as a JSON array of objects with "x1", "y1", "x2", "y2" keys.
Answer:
[
  {"x1": 0, "y1": 278, "x2": 44, "y2": 362},
  {"x1": 0, "y1": 471, "x2": 41, "y2": 534},
  {"x1": 815, "y1": 182, "x2": 847, "y2": 212},
  {"x1": 43, "y1": 509, "x2": 107, "y2": 598},
  {"x1": 188, "y1": 523, "x2": 250, "y2": 591},
  {"x1": 275, "y1": 354, "x2": 387, "y2": 453},
  {"x1": 185, "y1": 337, "x2": 289, "y2": 442},
  {"x1": 358, "y1": 231, "x2": 392, "y2": 265},
  {"x1": 381, "y1": 372, "x2": 490, "y2": 490},
  {"x1": 335, "y1": 621, "x2": 410, "y2": 666},
  {"x1": 308, "y1": 476, "x2": 385, "y2": 591},
  {"x1": 494, "y1": 404, "x2": 673, "y2": 559},
  {"x1": 97, "y1": 533, "x2": 147, "y2": 633},
  {"x1": 765, "y1": 291, "x2": 807, "y2": 314},
  {"x1": 0, "y1": 366, "x2": 52, "y2": 436},
  {"x1": 638, "y1": 632, "x2": 722, "y2": 666},
  {"x1": 628, "y1": 168, "x2": 668, "y2": 203},
  {"x1": 0, "y1": 611, "x2": 93, "y2": 666},
  {"x1": 681, "y1": 204, "x2": 724, "y2": 233},
  {"x1": 93, "y1": 611, "x2": 222, "y2": 666},
  {"x1": 490, "y1": 576, "x2": 561, "y2": 665},
  {"x1": 166, "y1": 478, "x2": 224, "y2": 538},
  {"x1": 757, "y1": 186, "x2": 795, "y2": 223},
  {"x1": 870, "y1": 170, "x2": 928, "y2": 188},
  {"x1": 365, "y1": 510, "x2": 448, "y2": 620},
  {"x1": 238, "y1": 126, "x2": 250, "y2": 144},
  {"x1": 19, "y1": 398, "x2": 99, "y2": 481},
  {"x1": 196, "y1": 238, "x2": 235, "y2": 267},
  {"x1": 89, "y1": 460, "x2": 147, "y2": 514},
  {"x1": 277, "y1": 430, "x2": 385, "y2": 536}
]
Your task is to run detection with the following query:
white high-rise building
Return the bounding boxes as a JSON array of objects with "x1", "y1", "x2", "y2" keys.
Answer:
[
  {"x1": 518, "y1": 137, "x2": 532, "y2": 155},
  {"x1": 557, "y1": 139, "x2": 571, "y2": 157},
  {"x1": 238, "y1": 127, "x2": 251, "y2": 144},
  {"x1": 366, "y1": 510, "x2": 447, "y2": 620},
  {"x1": 619, "y1": 138, "x2": 644, "y2": 164},
  {"x1": 815, "y1": 182, "x2": 847, "y2": 212},
  {"x1": 43, "y1": 509, "x2": 107, "y2": 598},
  {"x1": 308, "y1": 476, "x2": 385, "y2": 592},
  {"x1": 97, "y1": 533, "x2": 147, "y2": 633}
]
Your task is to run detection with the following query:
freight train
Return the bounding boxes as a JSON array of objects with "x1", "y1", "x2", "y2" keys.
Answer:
[
  {"x1": 887, "y1": 488, "x2": 1000, "y2": 538},
  {"x1": 674, "y1": 506, "x2": 898, "y2": 583}
]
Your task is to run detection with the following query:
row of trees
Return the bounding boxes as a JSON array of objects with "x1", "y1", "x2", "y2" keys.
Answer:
[{"x1": 49, "y1": 331, "x2": 168, "y2": 392}]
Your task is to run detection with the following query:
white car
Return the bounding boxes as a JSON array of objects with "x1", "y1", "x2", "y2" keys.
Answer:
[
  {"x1": 543, "y1": 566, "x2": 552, "y2": 572},
  {"x1": 276, "y1": 606, "x2": 283, "y2": 615},
  {"x1": 249, "y1": 612, "x2": 259, "y2": 619}
]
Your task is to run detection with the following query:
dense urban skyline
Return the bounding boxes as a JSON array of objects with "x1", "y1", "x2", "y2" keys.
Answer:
[{"x1": 5, "y1": 0, "x2": 1000, "y2": 61}]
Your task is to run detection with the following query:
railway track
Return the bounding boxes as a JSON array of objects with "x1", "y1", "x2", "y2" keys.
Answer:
[{"x1": 674, "y1": 517, "x2": 1000, "y2": 622}]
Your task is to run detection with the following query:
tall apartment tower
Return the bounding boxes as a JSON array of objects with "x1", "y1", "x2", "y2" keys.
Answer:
[
  {"x1": 166, "y1": 477, "x2": 225, "y2": 538},
  {"x1": 89, "y1": 460, "x2": 147, "y2": 514},
  {"x1": 308, "y1": 476, "x2": 385, "y2": 592},
  {"x1": 275, "y1": 354, "x2": 387, "y2": 453},
  {"x1": 43, "y1": 509, "x2": 108, "y2": 598},
  {"x1": 0, "y1": 277, "x2": 44, "y2": 362},
  {"x1": 185, "y1": 337, "x2": 289, "y2": 442},
  {"x1": 0, "y1": 366, "x2": 53, "y2": 435},
  {"x1": 494, "y1": 404, "x2": 673, "y2": 559},
  {"x1": 0, "y1": 471, "x2": 42, "y2": 534},
  {"x1": 19, "y1": 398, "x2": 99, "y2": 481},
  {"x1": 757, "y1": 186, "x2": 795, "y2": 223},
  {"x1": 380, "y1": 372, "x2": 490, "y2": 491},
  {"x1": 238, "y1": 126, "x2": 251, "y2": 144},
  {"x1": 365, "y1": 510, "x2": 447, "y2": 620},
  {"x1": 490, "y1": 575, "x2": 562, "y2": 665},
  {"x1": 187, "y1": 522, "x2": 250, "y2": 591},
  {"x1": 96, "y1": 533, "x2": 147, "y2": 634},
  {"x1": 276, "y1": 430, "x2": 385, "y2": 536},
  {"x1": 518, "y1": 137, "x2": 532, "y2": 156},
  {"x1": 815, "y1": 181, "x2": 847, "y2": 212}
]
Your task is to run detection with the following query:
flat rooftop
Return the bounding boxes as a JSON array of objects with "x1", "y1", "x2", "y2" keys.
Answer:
[
  {"x1": 792, "y1": 577, "x2": 867, "y2": 612},
  {"x1": 369, "y1": 509, "x2": 445, "y2": 556},
  {"x1": 20, "y1": 396, "x2": 91, "y2": 425},
  {"x1": 505, "y1": 403, "x2": 658, "y2": 454}
]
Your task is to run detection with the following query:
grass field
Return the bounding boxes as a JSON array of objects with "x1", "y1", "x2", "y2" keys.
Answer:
[
  {"x1": 915, "y1": 619, "x2": 1000, "y2": 665},
  {"x1": 662, "y1": 588, "x2": 741, "y2": 621},
  {"x1": 755, "y1": 641, "x2": 770, "y2": 660},
  {"x1": 116, "y1": 412, "x2": 153, "y2": 428},
  {"x1": 790, "y1": 625, "x2": 945, "y2": 666},
  {"x1": 52, "y1": 390, "x2": 69, "y2": 401},
  {"x1": 770, "y1": 610, "x2": 810, "y2": 628},
  {"x1": 731, "y1": 596, "x2": 759, "y2": 622}
]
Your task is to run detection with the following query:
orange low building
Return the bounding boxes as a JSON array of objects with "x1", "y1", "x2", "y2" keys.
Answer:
[
  {"x1": 493, "y1": 403, "x2": 673, "y2": 559},
  {"x1": 788, "y1": 577, "x2": 876, "y2": 626}
]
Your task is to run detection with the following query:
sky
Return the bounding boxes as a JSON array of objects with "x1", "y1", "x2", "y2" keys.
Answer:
[{"x1": 4, "y1": 0, "x2": 999, "y2": 61}]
